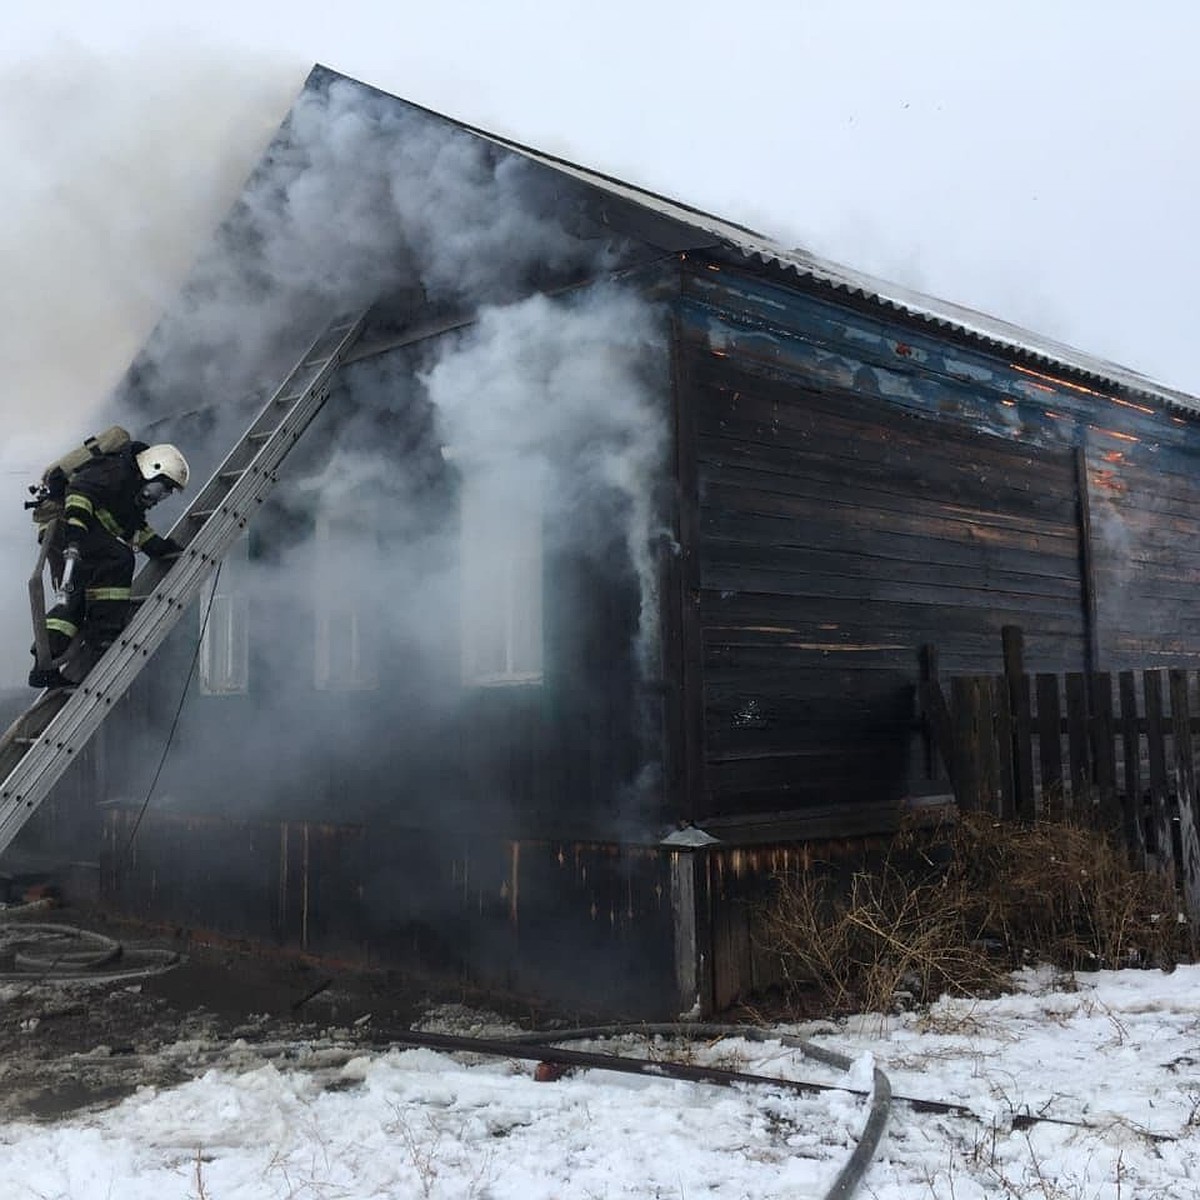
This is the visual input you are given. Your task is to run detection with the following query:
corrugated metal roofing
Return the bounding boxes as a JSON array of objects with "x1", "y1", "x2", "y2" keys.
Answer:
[{"x1": 466, "y1": 127, "x2": 1200, "y2": 417}]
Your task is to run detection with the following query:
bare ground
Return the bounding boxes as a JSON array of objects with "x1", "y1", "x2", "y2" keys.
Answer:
[{"x1": 0, "y1": 901, "x2": 456, "y2": 1124}]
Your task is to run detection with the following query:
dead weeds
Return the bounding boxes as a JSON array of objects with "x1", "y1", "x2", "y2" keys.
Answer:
[{"x1": 756, "y1": 813, "x2": 1192, "y2": 1015}]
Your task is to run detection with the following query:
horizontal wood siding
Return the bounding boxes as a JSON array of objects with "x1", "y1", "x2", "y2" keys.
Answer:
[
  {"x1": 683, "y1": 340, "x2": 1086, "y2": 821},
  {"x1": 1087, "y1": 444, "x2": 1200, "y2": 669}
]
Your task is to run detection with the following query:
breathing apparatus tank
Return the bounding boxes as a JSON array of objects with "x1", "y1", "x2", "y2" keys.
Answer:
[{"x1": 25, "y1": 425, "x2": 132, "y2": 534}]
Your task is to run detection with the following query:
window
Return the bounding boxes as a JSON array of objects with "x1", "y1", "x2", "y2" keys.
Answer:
[
  {"x1": 199, "y1": 532, "x2": 250, "y2": 695},
  {"x1": 314, "y1": 513, "x2": 380, "y2": 691},
  {"x1": 460, "y1": 468, "x2": 543, "y2": 686}
]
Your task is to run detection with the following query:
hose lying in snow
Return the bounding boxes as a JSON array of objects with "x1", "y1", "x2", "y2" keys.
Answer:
[
  {"x1": 505, "y1": 1022, "x2": 1179, "y2": 1150},
  {"x1": 0, "y1": 921, "x2": 180, "y2": 983},
  {"x1": 382, "y1": 1024, "x2": 893, "y2": 1200},
  {"x1": 516, "y1": 1024, "x2": 892, "y2": 1200}
]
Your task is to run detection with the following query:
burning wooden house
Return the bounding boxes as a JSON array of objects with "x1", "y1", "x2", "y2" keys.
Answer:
[{"x1": 8, "y1": 64, "x2": 1200, "y2": 1016}]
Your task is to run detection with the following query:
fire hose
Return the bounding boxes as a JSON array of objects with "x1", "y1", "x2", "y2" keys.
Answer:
[
  {"x1": 0, "y1": 920, "x2": 180, "y2": 984},
  {"x1": 377, "y1": 1023, "x2": 894, "y2": 1200},
  {"x1": 0, "y1": 923, "x2": 1176, "y2": 1189}
]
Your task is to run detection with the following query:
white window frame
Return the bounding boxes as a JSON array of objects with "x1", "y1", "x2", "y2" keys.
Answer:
[
  {"x1": 460, "y1": 468, "x2": 544, "y2": 687},
  {"x1": 314, "y1": 512, "x2": 380, "y2": 692},
  {"x1": 199, "y1": 532, "x2": 250, "y2": 695}
]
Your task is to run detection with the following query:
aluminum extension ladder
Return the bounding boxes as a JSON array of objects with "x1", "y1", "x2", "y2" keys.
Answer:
[{"x1": 0, "y1": 312, "x2": 368, "y2": 858}]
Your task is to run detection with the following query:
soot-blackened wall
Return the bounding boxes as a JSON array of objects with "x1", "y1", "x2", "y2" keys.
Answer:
[{"x1": 670, "y1": 258, "x2": 1200, "y2": 832}]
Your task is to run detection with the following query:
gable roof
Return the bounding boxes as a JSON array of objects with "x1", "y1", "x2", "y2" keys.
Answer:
[{"x1": 318, "y1": 65, "x2": 1196, "y2": 416}]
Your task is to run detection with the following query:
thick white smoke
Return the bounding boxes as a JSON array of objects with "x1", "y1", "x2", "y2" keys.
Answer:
[
  {"x1": 0, "y1": 46, "x2": 299, "y2": 428},
  {"x1": 0, "y1": 46, "x2": 301, "y2": 687},
  {"x1": 127, "y1": 75, "x2": 617, "y2": 417},
  {"x1": 109, "y1": 69, "x2": 669, "y2": 709},
  {"x1": 0, "y1": 61, "x2": 670, "y2": 824},
  {"x1": 423, "y1": 286, "x2": 667, "y2": 672},
  {"x1": 3, "y1": 57, "x2": 672, "y2": 849}
]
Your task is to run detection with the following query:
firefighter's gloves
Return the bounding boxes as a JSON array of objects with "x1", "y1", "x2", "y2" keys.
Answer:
[{"x1": 143, "y1": 534, "x2": 183, "y2": 560}]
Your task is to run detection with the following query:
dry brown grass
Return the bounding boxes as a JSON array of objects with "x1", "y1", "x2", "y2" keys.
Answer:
[{"x1": 756, "y1": 814, "x2": 1192, "y2": 1015}]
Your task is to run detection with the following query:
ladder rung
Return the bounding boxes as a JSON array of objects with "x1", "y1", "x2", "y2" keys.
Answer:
[
  {"x1": 188, "y1": 510, "x2": 216, "y2": 522},
  {"x1": 248, "y1": 430, "x2": 274, "y2": 444},
  {"x1": 274, "y1": 393, "x2": 302, "y2": 405},
  {"x1": 219, "y1": 470, "x2": 243, "y2": 483},
  {"x1": 302, "y1": 356, "x2": 331, "y2": 368}
]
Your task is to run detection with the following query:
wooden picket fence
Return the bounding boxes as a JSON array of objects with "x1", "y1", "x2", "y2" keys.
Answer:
[{"x1": 920, "y1": 630, "x2": 1200, "y2": 919}]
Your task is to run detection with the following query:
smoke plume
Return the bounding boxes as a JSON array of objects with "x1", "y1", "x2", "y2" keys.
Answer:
[
  {"x1": 119, "y1": 73, "x2": 619, "y2": 423},
  {"x1": 0, "y1": 43, "x2": 301, "y2": 685},
  {"x1": 423, "y1": 287, "x2": 668, "y2": 672},
  {"x1": 9, "y1": 63, "x2": 672, "y2": 844}
]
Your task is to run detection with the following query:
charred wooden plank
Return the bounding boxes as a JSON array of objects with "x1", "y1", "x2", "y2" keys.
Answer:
[
  {"x1": 702, "y1": 481, "x2": 1081, "y2": 555},
  {"x1": 670, "y1": 311, "x2": 706, "y2": 825},
  {"x1": 705, "y1": 746, "x2": 910, "y2": 792},
  {"x1": 951, "y1": 676, "x2": 989, "y2": 813},
  {"x1": 1002, "y1": 628, "x2": 1036, "y2": 821},
  {"x1": 1036, "y1": 674, "x2": 1064, "y2": 820},
  {"x1": 701, "y1": 513, "x2": 1082, "y2": 579},
  {"x1": 1064, "y1": 673, "x2": 1091, "y2": 818},
  {"x1": 702, "y1": 767, "x2": 921, "y2": 817},
  {"x1": 1168, "y1": 670, "x2": 1200, "y2": 919},
  {"x1": 1089, "y1": 673, "x2": 1119, "y2": 833},
  {"x1": 702, "y1": 539, "x2": 1084, "y2": 602},
  {"x1": 919, "y1": 645, "x2": 954, "y2": 787},
  {"x1": 699, "y1": 595, "x2": 1088, "y2": 644},
  {"x1": 1075, "y1": 447, "x2": 1099, "y2": 676},
  {"x1": 692, "y1": 363, "x2": 1078, "y2": 480},
  {"x1": 697, "y1": 434, "x2": 1076, "y2": 523},
  {"x1": 994, "y1": 674, "x2": 1014, "y2": 820},
  {"x1": 1143, "y1": 670, "x2": 1174, "y2": 878},
  {"x1": 1118, "y1": 671, "x2": 1147, "y2": 867},
  {"x1": 705, "y1": 722, "x2": 918, "y2": 759}
]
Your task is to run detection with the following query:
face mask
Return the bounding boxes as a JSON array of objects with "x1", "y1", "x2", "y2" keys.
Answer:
[{"x1": 138, "y1": 480, "x2": 173, "y2": 509}]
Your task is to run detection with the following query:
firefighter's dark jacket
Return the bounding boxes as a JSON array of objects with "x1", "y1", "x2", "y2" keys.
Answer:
[{"x1": 63, "y1": 445, "x2": 177, "y2": 559}]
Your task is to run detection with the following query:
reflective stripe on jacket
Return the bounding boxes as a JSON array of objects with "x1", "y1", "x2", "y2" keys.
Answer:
[{"x1": 63, "y1": 447, "x2": 164, "y2": 550}]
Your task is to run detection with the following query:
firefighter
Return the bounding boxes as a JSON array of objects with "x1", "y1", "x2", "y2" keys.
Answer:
[{"x1": 31, "y1": 441, "x2": 190, "y2": 688}]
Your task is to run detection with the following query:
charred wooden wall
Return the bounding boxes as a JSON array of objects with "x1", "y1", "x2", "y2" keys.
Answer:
[
  {"x1": 87, "y1": 337, "x2": 653, "y2": 848},
  {"x1": 7, "y1": 284, "x2": 669, "y2": 1017},
  {"x1": 671, "y1": 258, "x2": 1200, "y2": 831},
  {"x1": 101, "y1": 808, "x2": 678, "y2": 1017},
  {"x1": 1085, "y1": 433, "x2": 1200, "y2": 670},
  {"x1": 17, "y1": 254, "x2": 1200, "y2": 1019}
]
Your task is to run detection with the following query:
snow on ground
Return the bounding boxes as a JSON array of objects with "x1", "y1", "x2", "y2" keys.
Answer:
[{"x1": 2, "y1": 966, "x2": 1198, "y2": 1199}]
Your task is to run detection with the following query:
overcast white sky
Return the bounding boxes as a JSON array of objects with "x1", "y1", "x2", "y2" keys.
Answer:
[{"x1": 2, "y1": 0, "x2": 1198, "y2": 431}]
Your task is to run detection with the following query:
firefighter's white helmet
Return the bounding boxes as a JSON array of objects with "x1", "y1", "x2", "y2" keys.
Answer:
[{"x1": 136, "y1": 444, "x2": 190, "y2": 491}]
